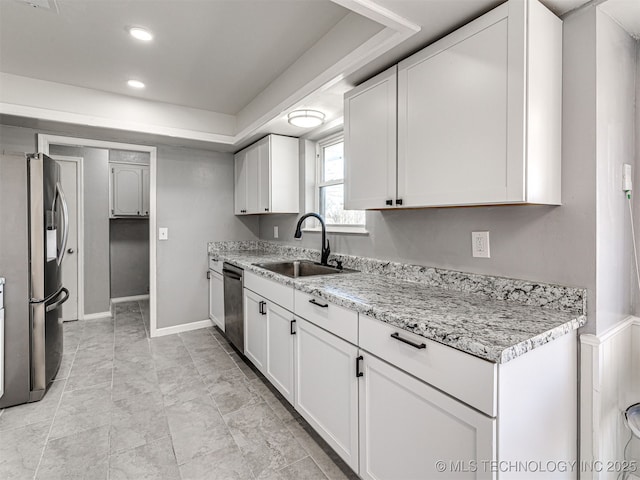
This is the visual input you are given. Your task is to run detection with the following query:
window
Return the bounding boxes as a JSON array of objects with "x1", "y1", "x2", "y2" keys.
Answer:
[{"x1": 316, "y1": 134, "x2": 366, "y2": 229}]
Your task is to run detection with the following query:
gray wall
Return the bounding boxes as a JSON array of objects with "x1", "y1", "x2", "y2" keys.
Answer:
[
  {"x1": 110, "y1": 219, "x2": 149, "y2": 298},
  {"x1": 0, "y1": 123, "x2": 260, "y2": 330},
  {"x1": 259, "y1": 9, "x2": 603, "y2": 332},
  {"x1": 49, "y1": 144, "x2": 111, "y2": 315},
  {"x1": 156, "y1": 145, "x2": 258, "y2": 329}
]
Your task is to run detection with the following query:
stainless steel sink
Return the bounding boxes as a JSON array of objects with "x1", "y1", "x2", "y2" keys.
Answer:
[{"x1": 253, "y1": 260, "x2": 356, "y2": 278}]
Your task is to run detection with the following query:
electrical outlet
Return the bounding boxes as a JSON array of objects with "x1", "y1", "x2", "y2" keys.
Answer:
[
  {"x1": 158, "y1": 227, "x2": 168, "y2": 241},
  {"x1": 274, "y1": 226, "x2": 279, "y2": 239},
  {"x1": 472, "y1": 231, "x2": 490, "y2": 258}
]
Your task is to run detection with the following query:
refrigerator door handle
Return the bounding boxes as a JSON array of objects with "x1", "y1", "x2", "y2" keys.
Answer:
[
  {"x1": 54, "y1": 182, "x2": 69, "y2": 267},
  {"x1": 45, "y1": 287, "x2": 69, "y2": 312}
]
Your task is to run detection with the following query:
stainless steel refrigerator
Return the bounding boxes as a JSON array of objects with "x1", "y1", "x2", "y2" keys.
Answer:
[{"x1": 0, "y1": 153, "x2": 69, "y2": 408}]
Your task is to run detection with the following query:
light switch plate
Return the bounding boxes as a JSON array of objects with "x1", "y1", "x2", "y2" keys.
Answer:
[
  {"x1": 159, "y1": 227, "x2": 168, "y2": 241},
  {"x1": 274, "y1": 226, "x2": 279, "y2": 239},
  {"x1": 472, "y1": 231, "x2": 490, "y2": 258}
]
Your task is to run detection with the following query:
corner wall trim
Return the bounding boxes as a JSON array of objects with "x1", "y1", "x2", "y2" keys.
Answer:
[
  {"x1": 111, "y1": 295, "x2": 150, "y2": 304},
  {"x1": 152, "y1": 319, "x2": 213, "y2": 338},
  {"x1": 580, "y1": 315, "x2": 640, "y2": 346},
  {"x1": 83, "y1": 311, "x2": 112, "y2": 320}
]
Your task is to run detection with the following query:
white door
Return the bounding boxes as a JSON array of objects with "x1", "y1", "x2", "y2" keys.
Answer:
[
  {"x1": 141, "y1": 165, "x2": 150, "y2": 216},
  {"x1": 54, "y1": 156, "x2": 80, "y2": 322},
  {"x1": 265, "y1": 302, "x2": 295, "y2": 404},
  {"x1": 257, "y1": 137, "x2": 271, "y2": 213},
  {"x1": 344, "y1": 65, "x2": 397, "y2": 210},
  {"x1": 234, "y1": 151, "x2": 247, "y2": 215},
  {"x1": 295, "y1": 317, "x2": 359, "y2": 471},
  {"x1": 244, "y1": 289, "x2": 266, "y2": 374},
  {"x1": 397, "y1": 18, "x2": 509, "y2": 207},
  {"x1": 359, "y1": 353, "x2": 496, "y2": 480},
  {"x1": 208, "y1": 270, "x2": 224, "y2": 331},
  {"x1": 112, "y1": 164, "x2": 142, "y2": 215},
  {"x1": 245, "y1": 145, "x2": 260, "y2": 214}
]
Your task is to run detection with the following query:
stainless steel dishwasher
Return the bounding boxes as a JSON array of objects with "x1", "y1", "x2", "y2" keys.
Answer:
[{"x1": 222, "y1": 263, "x2": 244, "y2": 353}]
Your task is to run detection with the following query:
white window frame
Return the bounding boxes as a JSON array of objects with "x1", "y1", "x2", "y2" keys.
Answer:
[{"x1": 303, "y1": 132, "x2": 368, "y2": 235}]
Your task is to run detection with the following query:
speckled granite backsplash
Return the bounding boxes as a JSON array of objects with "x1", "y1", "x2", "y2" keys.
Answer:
[{"x1": 208, "y1": 241, "x2": 586, "y2": 315}]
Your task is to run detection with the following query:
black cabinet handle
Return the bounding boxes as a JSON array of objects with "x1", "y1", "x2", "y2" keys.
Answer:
[
  {"x1": 290, "y1": 319, "x2": 296, "y2": 335},
  {"x1": 264, "y1": 208, "x2": 269, "y2": 212},
  {"x1": 356, "y1": 355, "x2": 364, "y2": 377},
  {"x1": 396, "y1": 199, "x2": 403, "y2": 206},
  {"x1": 308, "y1": 299, "x2": 328, "y2": 308},
  {"x1": 206, "y1": 271, "x2": 211, "y2": 280},
  {"x1": 390, "y1": 332, "x2": 426, "y2": 349},
  {"x1": 385, "y1": 199, "x2": 393, "y2": 206},
  {"x1": 259, "y1": 301, "x2": 266, "y2": 315}
]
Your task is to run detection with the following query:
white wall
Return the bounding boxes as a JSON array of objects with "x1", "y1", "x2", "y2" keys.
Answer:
[{"x1": 594, "y1": 10, "x2": 637, "y2": 336}]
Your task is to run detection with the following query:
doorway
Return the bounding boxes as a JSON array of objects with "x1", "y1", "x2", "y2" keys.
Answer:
[
  {"x1": 38, "y1": 134, "x2": 158, "y2": 336},
  {"x1": 52, "y1": 155, "x2": 83, "y2": 322}
]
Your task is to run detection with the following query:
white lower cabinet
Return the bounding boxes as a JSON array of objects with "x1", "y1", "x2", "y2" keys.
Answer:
[
  {"x1": 208, "y1": 269, "x2": 224, "y2": 331},
  {"x1": 244, "y1": 289, "x2": 267, "y2": 373},
  {"x1": 244, "y1": 287, "x2": 296, "y2": 404},
  {"x1": 295, "y1": 317, "x2": 359, "y2": 471},
  {"x1": 358, "y1": 352, "x2": 495, "y2": 480},
  {"x1": 265, "y1": 302, "x2": 295, "y2": 404}
]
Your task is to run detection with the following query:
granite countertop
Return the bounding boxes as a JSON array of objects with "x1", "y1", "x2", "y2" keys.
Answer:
[{"x1": 209, "y1": 244, "x2": 586, "y2": 364}]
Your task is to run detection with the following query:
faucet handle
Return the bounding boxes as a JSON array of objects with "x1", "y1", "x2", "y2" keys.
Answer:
[{"x1": 328, "y1": 258, "x2": 343, "y2": 270}]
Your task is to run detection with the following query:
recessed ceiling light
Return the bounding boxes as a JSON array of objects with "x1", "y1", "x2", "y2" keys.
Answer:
[
  {"x1": 128, "y1": 26, "x2": 153, "y2": 42},
  {"x1": 127, "y1": 80, "x2": 145, "y2": 89},
  {"x1": 287, "y1": 110, "x2": 325, "y2": 128}
]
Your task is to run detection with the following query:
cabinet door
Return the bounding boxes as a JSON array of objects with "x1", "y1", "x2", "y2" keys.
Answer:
[
  {"x1": 112, "y1": 165, "x2": 142, "y2": 216},
  {"x1": 344, "y1": 65, "x2": 397, "y2": 210},
  {"x1": 295, "y1": 317, "x2": 359, "y2": 471},
  {"x1": 397, "y1": 17, "x2": 509, "y2": 207},
  {"x1": 359, "y1": 353, "x2": 495, "y2": 480},
  {"x1": 209, "y1": 271, "x2": 224, "y2": 331},
  {"x1": 257, "y1": 138, "x2": 271, "y2": 213},
  {"x1": 244, "y1": 289, "x2": 266, "y2": 373},
  {"x1": 234, "y1": 151, "x2": 248, "y2": 215},
  {"x1": 141, "y1": 166, "x2": 150, "y2": 216},
  {"x1": 245, "y1": 146, "x2": 260, "y2": 214},
  {"x1": 265, "y1": 302, "x2": 295, "y2": 404}
]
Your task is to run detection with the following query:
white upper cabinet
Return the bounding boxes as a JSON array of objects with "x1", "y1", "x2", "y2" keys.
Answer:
[
  {"x1": 110, "y1": 163, "x2": 150, "y2": 217},
  {"x1": 234, "y1": 134, "x2": 299, "y2": 215},
  {"x1": 344, "y1": 0, "x2": 562, "y2": 209},
  {"x1": 344, "y1": 66, "x2": 397, "y2": 210}
]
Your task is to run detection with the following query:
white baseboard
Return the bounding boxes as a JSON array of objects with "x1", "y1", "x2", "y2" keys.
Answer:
[
  {"x1": 111, "y1": 294, "x2": 150, "y2": 304},
  {"x1": 83, "y1": 311, "x2": 112, "y2": 320},
  {"x1": 152, "y1": 319, "x2": 212, "y2": 338}
]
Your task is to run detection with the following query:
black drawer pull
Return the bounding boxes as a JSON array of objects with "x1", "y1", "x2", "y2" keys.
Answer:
[
  {"x1": 259, "y1": 300, "x2": 266, "y2": 315},
  {"x1": 356, "y1": 355, "x2": 364, "y2": 377},
  {"x1": 308, "y1": 299, "x2": 328, "y2": 308},
  {"x1": 390, "y1": 332, "x2": 426, "y2": 349},
  {"x1": 290, "y1": 319, "x2": 296, "y2": 335},
  {"x1": 385, "y1": 199, "x2": 393, "y2": 206}
]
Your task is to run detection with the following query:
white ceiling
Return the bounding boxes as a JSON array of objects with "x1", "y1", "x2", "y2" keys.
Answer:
[
  {"x1": 600, "y1": 0, "x2": 640, "y2": 38},
  {"x1": 0, "y1": 0, "x2": 349, "y2": 114},
  {"x1": 2, "y1": 0, "x2": 639, "y2": 149}
]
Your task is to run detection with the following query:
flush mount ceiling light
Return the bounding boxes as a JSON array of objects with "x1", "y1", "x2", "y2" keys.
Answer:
[
  {"x1": 127, "y1": 79, "x2": 145, "y2": 89},
  {"x1": 287, "y1": 110, "x2": 325, "y2": 128},
  {"x1": 127, "y1": 26, "x2": 153, "y2": 42}
]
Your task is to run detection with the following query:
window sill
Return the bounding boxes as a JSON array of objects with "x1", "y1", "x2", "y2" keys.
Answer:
[{"x1": 302, "y1": 226, "x2": 369, "y2": 236}]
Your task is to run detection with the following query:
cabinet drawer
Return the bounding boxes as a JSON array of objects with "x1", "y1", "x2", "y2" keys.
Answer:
[
  {"x1": 244, "y1": 271, "x2": 293, "y2": 311},
  {"x1": 359, "y1": 314, "x2": 496, "y2": 416},
  {"x1": 294, "y1": 291, "x2": 358, "y2": 345},
  {"x1": 208, "y1": 256, "x2": 223, "y2": 274}
]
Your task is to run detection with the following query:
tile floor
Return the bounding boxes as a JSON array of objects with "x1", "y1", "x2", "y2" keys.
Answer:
[{"x1": 0, "y1": 301, "x2": 358, "y2": 480}]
